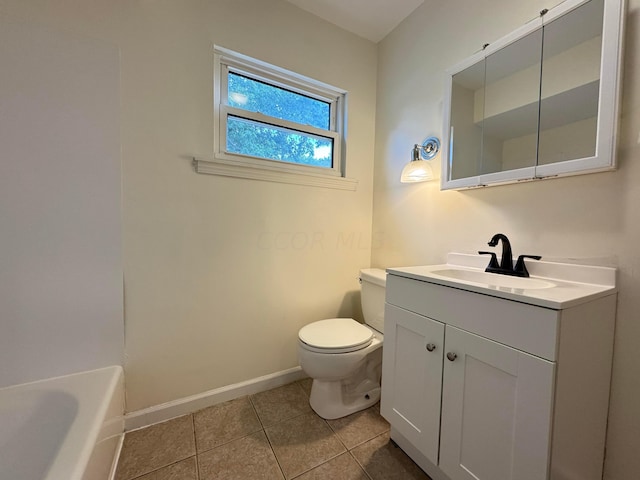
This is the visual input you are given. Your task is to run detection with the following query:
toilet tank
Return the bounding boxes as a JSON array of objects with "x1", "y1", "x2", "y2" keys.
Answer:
[{"x1": 359, "y1": 268, "x2": 387, "y2": 333}]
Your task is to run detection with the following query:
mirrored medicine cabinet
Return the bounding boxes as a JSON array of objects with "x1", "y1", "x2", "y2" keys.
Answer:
[{"x1": 441, "y1": 0, "x2": 625, "y2": 190}]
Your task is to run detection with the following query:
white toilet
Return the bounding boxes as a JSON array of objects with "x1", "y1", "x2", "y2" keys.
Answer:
[{"x1": 297, "y1": 268, "x2": 386, "y2": 419}]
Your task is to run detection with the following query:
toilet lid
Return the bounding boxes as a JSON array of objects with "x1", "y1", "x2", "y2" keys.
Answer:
[{"x1": 298, "y1": 318, "x2": 373, "y2": 352}]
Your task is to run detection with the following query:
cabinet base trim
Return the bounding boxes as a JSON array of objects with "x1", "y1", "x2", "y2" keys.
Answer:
[{"x1": 389, "y1": 427, "x2": 451, "y2": 480}]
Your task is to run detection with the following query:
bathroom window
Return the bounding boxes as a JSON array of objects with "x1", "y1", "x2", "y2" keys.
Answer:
[{"x1": 195, "y1": 46, "x2": 356, "y2": 190}]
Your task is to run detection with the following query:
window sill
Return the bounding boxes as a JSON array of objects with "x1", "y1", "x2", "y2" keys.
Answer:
[{"x1": 193, "y1": 156, "x2": 358, "y2": 191}]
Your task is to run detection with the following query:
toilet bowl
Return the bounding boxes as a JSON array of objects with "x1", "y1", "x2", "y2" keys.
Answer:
[{"x1": 297, "y1": 268, "x2": 386, "y2": 419}]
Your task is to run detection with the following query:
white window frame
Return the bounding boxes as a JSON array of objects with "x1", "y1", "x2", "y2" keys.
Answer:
[{"x1": 194, "y1": 46, "x2": 357, "y2": 191}]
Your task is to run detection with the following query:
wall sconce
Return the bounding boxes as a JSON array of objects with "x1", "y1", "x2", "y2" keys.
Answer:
[{"x1": 400, "y1": 136, "x2": 440, "y2": 183}]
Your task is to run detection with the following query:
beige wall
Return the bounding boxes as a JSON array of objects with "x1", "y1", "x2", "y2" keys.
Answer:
[
  {"x1": 373, "y1": 0, "x2": 640, "y2": 478},
  {"x1": 1, "y1": 0, "x2": 377, "y2": 411},
  {"x1": 0, "y1": 22, "x2": 123, "y2": 387},
  {"x1": 119, "y1": 0, "x2": 377, "y2": 412}
]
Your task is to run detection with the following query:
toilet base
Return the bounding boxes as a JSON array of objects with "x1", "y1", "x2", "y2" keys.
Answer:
[{"x1": 309, "y1": 378, "x2": 381, "y2": 420}]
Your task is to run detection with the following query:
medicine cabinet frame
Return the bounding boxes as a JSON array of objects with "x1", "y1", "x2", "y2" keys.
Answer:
[{"x1": 441, "y1": 0, "x2": 625, "y2": 190}]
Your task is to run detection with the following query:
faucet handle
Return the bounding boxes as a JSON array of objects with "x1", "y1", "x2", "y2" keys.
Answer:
[
  {"x1": 514, "y1": 255, "x2": 542, "y2": 277},
  {"x1": 478, "y1": 251, "x2": 500, "y2": 270}
]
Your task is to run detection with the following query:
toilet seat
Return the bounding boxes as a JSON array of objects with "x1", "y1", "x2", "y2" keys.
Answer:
[{"x1": 299, "y1": 318, "x2": 373, "y2": 354}]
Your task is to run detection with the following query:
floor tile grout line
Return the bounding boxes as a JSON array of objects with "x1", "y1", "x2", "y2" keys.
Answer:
[
  {"x1": 259, "y1": 409, "x2": 316, "y2": 430},
  {"x1": 118, "y1": 421, "x2": 191, "y2": 480},
  {"x1": 189, "y1": 413, "x2": 197, "y2": 454},
  {"x1": 120, "y1": 455, "x2": 195, "y2": 480},
  {"x1": 191, "y1": 385, "x2": 316, "y2": 478},
  {"x1": 192, "y1": 394, "x2": 264, "y2": 455},
  {"x1": 190, "y1": 414, "x2": 201, "y2": 480},
  {"x1": 287, "y1": 450, "x2": 348, "y2": 480},
  {"x1": 248, "y1": 383, "x2": 314, "y2": 430},
  {"x1": 196, "y1": 426, "x2": 286, "y2": 480},
  {"x1": 249, "y1": 397, "x2": 287, "y2": 480},
  {"x1": 324, "y1": 406, "x2": 390, "y2": 452},
  {"x1": 248, "y1": 391, "x2": 269, "y2": 429},
  {"x1": 293, "y1": 379, "x2": 309, "y2": 397},
  {"x1": 324, "y1": 417, "x2": 352, "y2": 452},
  {"x1": 191, "y1": 407, "x2": 203, "y2": 453},
  {"x1": 260, "y1": 425, "x2": 287, "y2": 479},
  {"x1": 349, "y1": 432, "x2": 393, "y2": 480},
  {"x1": 256, "y1": 391, "x2": 348, "y2": 480},
  {"x1": 282, "y1": 413, "x2": 348, "y2": 479},
  {"x1": 118, "y1": 380, "x2": 406, "y2": 480},
  {"x1": 347, "y1": 450, "x2": 374, "y2": 480},
  {"x1": 255, "y1": 380, "x2": 387, "y2": 479},
  {"x1": 342, "y1": 425, "x2": 392, "y2": 452},
  {"x1": 125, "y1": 456, "x2": 199, "y2": 480},
  {"x1": 192, "y1": 394, "x2": 256, "y2": 450},
  {"x1": 351, "y1": 430, "x2": 428, "y2": 480},
  {"x1": 194, "y1": 426, "x2": 264, "y2": 456}
]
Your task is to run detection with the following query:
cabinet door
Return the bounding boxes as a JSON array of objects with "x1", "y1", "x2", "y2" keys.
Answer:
[
  {"x1": 440, "y1": 326, "x2": 555, "y2": 480},
  {"x1": 381, "y1": 304, "x2": 444, "y2": 464}
]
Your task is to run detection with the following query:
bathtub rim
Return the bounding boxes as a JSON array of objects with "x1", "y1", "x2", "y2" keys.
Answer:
[{"x1": 0, "y1": 365, "x2": 124, "y2": 480}]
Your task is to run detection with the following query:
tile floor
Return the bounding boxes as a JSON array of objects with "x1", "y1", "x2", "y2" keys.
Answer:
[{"x1": 115, "y1": 379, "x2": 431, "y2": 480}]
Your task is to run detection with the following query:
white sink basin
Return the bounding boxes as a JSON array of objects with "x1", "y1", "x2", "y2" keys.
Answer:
[
  {"x1": 431, "y1": 268, "x2": 556, "y2": 290},
  {"x1": 386, "y1": 253, "x2": 617, "y2": 309}
]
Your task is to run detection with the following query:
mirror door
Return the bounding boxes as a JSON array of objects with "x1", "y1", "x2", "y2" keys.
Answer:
[
  {"x1": 449, "y1": 60, "x2": 485, "y2": 182},
  {"x1": 441, "y1": 0, "x2": 623, "y2": 190},
  {"x1": 538, "y1": 0, "x2": 604, "y2": 166},
  {"x1": 481, "y1": 29, "x2": 542, "y2": 178}
]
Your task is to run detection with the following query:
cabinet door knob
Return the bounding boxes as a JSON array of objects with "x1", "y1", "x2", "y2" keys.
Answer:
[
  {"x1": 446, "y1": 352, "x2": 458, "y2": 362},
  {"x1": 426, "y1": 343, "x2": 436, "y2": 352}
]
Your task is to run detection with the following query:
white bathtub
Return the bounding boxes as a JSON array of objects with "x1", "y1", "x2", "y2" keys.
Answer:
[{"x1": 0, "y1": 366, "x2": 124, "y2": 480}]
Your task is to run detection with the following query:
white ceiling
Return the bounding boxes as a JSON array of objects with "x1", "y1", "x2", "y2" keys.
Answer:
[{"x1": 284, "y1": 0, "x2": 425, "y2": 43}]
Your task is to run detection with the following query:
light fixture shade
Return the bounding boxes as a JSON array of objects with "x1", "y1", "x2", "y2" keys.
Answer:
[
  {"x1": 400, "y1": 136, "x2": 440, "y2": 183},
  {"x1": 401, "y1": 160, "x2": 434, "y2": 182}
]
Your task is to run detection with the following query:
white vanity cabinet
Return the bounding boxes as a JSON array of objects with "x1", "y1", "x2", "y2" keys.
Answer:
[
  {"x1": 382, "y1": 304, "x2": 444, "y2": 463},
  {"x1": 439, "y1": 325, "x2": 555, "y2": 480},
  {"x1": 381, "y1": 264, "x2": 616, "y2": 480}
]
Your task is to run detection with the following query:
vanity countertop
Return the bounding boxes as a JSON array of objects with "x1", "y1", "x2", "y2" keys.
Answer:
[{"x1": 387, "y1": 253, "x2": 617, "y2": 309}]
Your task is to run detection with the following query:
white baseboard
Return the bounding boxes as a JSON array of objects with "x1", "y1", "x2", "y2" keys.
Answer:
[{"x1": 124, "y1": 366, "x2": 307, "y2": 431}]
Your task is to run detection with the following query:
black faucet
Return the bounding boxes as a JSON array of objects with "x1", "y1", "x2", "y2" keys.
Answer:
[
  {"x1": 478, "y1": 233, "x2": 541, "y2": 277},
  {"x1": 488, "y1": 233, "x2": 513, "y2": 272}
]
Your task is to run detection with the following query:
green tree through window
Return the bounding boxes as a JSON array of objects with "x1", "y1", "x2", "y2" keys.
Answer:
[
  {"x1": 212, "y1": 47, "x2": 347, "y2": 183},
  {"x1": 226, "y1": 72, "x2": 334, "y2": 168}
]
